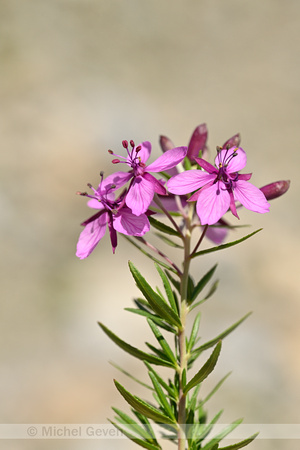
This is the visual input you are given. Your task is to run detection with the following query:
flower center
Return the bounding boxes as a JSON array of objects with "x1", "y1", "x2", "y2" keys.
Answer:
[{"x1": 109, "y1": 140, "x2": 145, "y2": 176}]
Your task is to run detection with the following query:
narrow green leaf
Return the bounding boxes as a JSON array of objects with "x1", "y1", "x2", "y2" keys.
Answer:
[
  {"x1": 192, "y1": 313, "x2": 252, "y2": 354},
  {"x1": 197, "y1": 372, "x2": 231, "y2": 408},
  {"x1": 132, "y1": 410, "x2": 158, "y2": 441},
  {"x1": 187, "y1": 312, "x2": 201, "y2": 353},
  {"x1": 129, "y1": 262, "x2": 182, "y2": 329},
  {"x1": 125, "y1": 308, "x2": 176, "y2": 333},
  {"x1": 201, "y1": 419, "x2": 243, "y2": 450},
  {"x1": 114, "y1": 380, "x2": 177, "y2": 425},
  {"x1": 165, "y1": 271, "x2": 181, "y2": 293},
  {"x1": 109, "y1": 361, "x2": 153, "y2": 390},
  {"x1": 219, "y1": 433, "x2": 259, "y2": 450},
  {"x1": 189, "y1": 280, "x2": 219, "y2": 312},
  {"x1": 191, "y1": 229, "x2": 262, "y2": 258},
  {"x1": 144, "y1": 362, "x2": 178, "y2": 400},
  {"x1": 188, "y1": 409, "x2": 223, "y2": 443},
  {"x1": 148, "y1": 371, "x2": 176, "y2": 420},
  {"x1": 149, "y1": 216, "x2": 181, "y2": 237},
  {"x1": 154, "y1": 264, "x2": 179, "y2": 314},
  {"x1": 147, "y1": 319, "x2": 178, "y2": 365},
  {"x1": 190, "y1": 264, "x2": 218, "y2": 303},
  {"x1": 124, "y1": 236, "x2": 176, "y2": 273},
  {"x1": 154, "y1": 233, "x2": 184, "y2": 248},
  {"x1": 99, "y1": 322, "x2": 174, "y2": 368},
  {"x1": 112, "y1": 407, "x2": 157, "y2": 442},
  {"x1": 109, "y1": 419, "x2": 162, "y2": 450},
  {"x1": 184, "y1": 342, "x2": 222, "y2": 394}
]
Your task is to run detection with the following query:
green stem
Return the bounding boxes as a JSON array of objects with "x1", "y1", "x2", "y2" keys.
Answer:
[{"x1": 177, "y1": 206, "x2": 193, "y2": 450}]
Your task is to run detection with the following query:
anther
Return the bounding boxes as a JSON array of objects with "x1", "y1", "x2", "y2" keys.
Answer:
[
  {"x1": 135, "y1": 145, "x2": 142, "y2": 153},
  {"x1": 122, "y1": 140, "x2": 128, "y2": 149},
  {"x1": 130, "y1": 139, "x2": 135, "y2": 148},
  {"x1": 112, "y1": 159, "x2": 120, "y2": 164},
  {"x1": 108, "y1": 149, "x2": 113, "y2": 154}
]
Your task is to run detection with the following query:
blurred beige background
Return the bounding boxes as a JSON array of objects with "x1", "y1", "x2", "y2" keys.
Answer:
[{"x1": 0, "y1": 1, "x2": 299, "y2": 449}]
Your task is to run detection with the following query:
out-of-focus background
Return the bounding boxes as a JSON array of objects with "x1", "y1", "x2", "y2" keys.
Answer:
[{"x1": 0, "y1": 1, "x2": 299, "y2": 449}]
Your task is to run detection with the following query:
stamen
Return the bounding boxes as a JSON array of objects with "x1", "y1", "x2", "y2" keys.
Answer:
[
  {"x1": 112, "y1": 159, "x2": 120, "y2": 164},
  {"x1": 122, "y1": 140, "x2": 128, "y2": 149},
  {"x1": 130, "y1": 140, "x2": 135, "y2": 148}
]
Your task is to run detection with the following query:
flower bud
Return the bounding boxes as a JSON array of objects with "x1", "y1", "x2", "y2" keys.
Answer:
[
  {"x1": 260, "y1": 180, "x2": 290, "y2": 200},
  {"x1": 222, "y1": 133, "x2": 241, "y2": 149},
  {"x1": 159, "y1": 135, "x2": 175, "y2": 152},
  {"x1": 187, "y1": 123, "x2": 208, "y2": 161}
]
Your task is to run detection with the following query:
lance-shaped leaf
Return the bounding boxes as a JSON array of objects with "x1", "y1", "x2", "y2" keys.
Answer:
[
  {"x1": 149, "y1": 216, "x2": 181, "y2": 237},
  {"x1": 109, "y1": 419, "x2": 162, "y2": 450},
  {"x1": 125, "y1": 307, "x2": 176, "y2": 334},
  {"x1": 109, "y1": 361, "x2": 153, "y2": 390},
  {"x1": 191, "y1": 229, "x2": 262, "y2": 259},
  {"x1": 189, "y1": 280, "x2": 219, "y2": 312},
  {"x1": 114, "y1": 380, "x2": 177, "y2": 426},
  {"x1": 186, "y1": 312, "x2": 201, "y2": 353},
  {"x1": 148, "y1": 371, "x2": 176, "y2": 421},
  {"x1": 184, "y1": 341, "x2": 222, "y2": 394},
  {"x1": 201, "y1": 418, "x2": 244, "y2": 450},
  {"x1": 191, "y1": 313, "x2": 251, "y2": 355},
  {"x1": 129, "y1": 262, "x2": 182, "y2": 329},
  {"x1": 99, "y1": 322, "x2": 175, "y2": 368},
  {"x1": 154, "y1": 233, "x2": 184, "y2": 248},
  {"x1": 218, "y1": 433, "x2": 259, "y2": 449},
  {"x1": 112, "y1": 407, "x2": 158, "y2": 443},
  {"x1": 189, "y1": 264, "x2": 218, "y2": 304},
  {"x1": 197, "y1": 372, "x2": 231, "y2": 409},
  {"x1": 154, "y1": 264, "x2": 179, "y2": 315},
  {"x1": 144, "y1": 362, "x2": 178, "y2": 401},
  {"x1": 147, "y1": 319, "x2": 178, "y2": 366}
]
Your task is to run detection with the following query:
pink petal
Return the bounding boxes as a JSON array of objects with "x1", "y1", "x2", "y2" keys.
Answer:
[
  {"x1": 126, "y1": 176, "x2": 155, "y2": 215},
  {"x1": 76, "y1": 213, "x2": 107, "y2": 259},
  {"x1": 136, "y1": 141, "x2": 152, "y2": 164},
  {"x1": 87, "y1": 199, "x2": 105, "y2": 210},
  {"x1": 215, "y1": 147, "x2": 247, "y2": 172},
  {"x1": 104, "y1": 171, "x2": 133, "y2": 190},
  {"x1": 143, "y1": 172, "x2": 167, "y2": 195},
  {"x1": 146, "y1": 146, "x2": 187, "y2": 172},
  {"x1": 196, "y1": 182, "x2": 231, "y2": 225},
  {"x1": 113, "y1": 207, "x2": 150, "y2": 236},
  {"x1": 234, "y1": 180, "x2": 270, "y2": 213},
  {"x1": 205, "y1": 225, "x2": 228, "y2": 245},
  {"x1": 194, "y1": 157, "x2": 217, "y2": 174},
  {"x1": 167, "y1": 170, "x2": 214, "y2": 195}
]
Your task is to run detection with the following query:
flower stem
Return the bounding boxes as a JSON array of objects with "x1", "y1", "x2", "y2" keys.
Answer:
[
  {"x1": 153, "y1": 194, "x2": 184, "y2": 237},
  {"x1": 177, "y1": 205, "x2": 193, "y2": 450}
]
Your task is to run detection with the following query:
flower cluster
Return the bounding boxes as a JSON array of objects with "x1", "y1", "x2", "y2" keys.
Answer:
[{"x1": 76, "y1": 125, "x2": 290, "y2": 258}]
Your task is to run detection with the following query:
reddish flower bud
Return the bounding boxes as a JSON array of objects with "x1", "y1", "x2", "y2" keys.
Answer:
[
  {"x1": 260, "y1": 180, "x2": 290, "y2": 200},
  {"x1": 187, "y1": 123, "x2": 208, "y2": 161},
  {"x1": 159, "y1": 135, "x2": 175, "y2": 152},
  {"x1": 222, "y1": 133, "x2": 241, "y2": 149}
]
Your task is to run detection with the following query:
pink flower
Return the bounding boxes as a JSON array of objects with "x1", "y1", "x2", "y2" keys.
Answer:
[
  {"x1": 76, "y1": 174, "x2": 150, "y2": 258},
  {"x1": 108, "y1": 140, "x2": 187, "y2": 216},
  {"x1": 167, "y1": 147, "x2": 270, "y2": 225}
]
